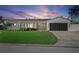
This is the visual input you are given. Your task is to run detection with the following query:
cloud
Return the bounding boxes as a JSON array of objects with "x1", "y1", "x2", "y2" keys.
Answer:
[
  {"x1": 11, "y1": 16, "x2": 23, "y2": 19},
  {"x1": 26, "y1": 12, "x2": 45, "y2": 19},
  {"x1": 37, "y1": 5, "x2": 49, "y2": 16},
  {"x1": 38, "y1": 5, "x2": 48, "y2": 12},
  {"x1": 0, "y1": 8, "x2": 26, "y2": 17},
  {"x1": 54, "y1": 5, "x2": 64, "y2": 9},
  {"x1": 24, "y1": 5, "x2": 62, "y2": 19},
  {"x1": 36, "y1": 5, "x2": 62, "y2": 18},
  {"x1": 48, "y1": 11, "x2": 61, "y2": 17},
  {"x1": 0, "y1": 5, "x2": 66, "y2": 19}
]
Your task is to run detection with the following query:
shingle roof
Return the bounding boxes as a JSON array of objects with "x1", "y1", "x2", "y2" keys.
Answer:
[
  {"x1": 8, "y1": 17, "x2": 70, "y2": 22},
  {"x1": 10, "y1": 19, "x2": 50, "y2": 21},
  {"x1": 50, "y1": 16, "x2": 70, "y2": 21}
]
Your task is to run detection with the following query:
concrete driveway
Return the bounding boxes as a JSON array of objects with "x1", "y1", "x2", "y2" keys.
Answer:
[{"x1": 52, "y1": 31, "x2": 79, "y2": 47}]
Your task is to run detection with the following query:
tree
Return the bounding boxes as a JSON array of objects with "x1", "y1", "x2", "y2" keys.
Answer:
[
  {"x1": 68, "y1": 5, "x2": 79, "y2": 23},
  {"x1": 0, "y1": 16, "x2": 2, "y2": 20},
  {"x1": 0, "y1": 16, "x2": 4, "y2": 29},
  {"x1": 0, "y1": 16, "x2": 4, "y2": 23},
  {"x1": 0, "y1": 16, "x2": 12, "y2": 30},
  {"x1": 6, "y1": 22, "x2": 13, "y2": 26}
]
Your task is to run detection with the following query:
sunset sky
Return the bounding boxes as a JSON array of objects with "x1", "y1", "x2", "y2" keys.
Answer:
[{"x1": 0, "y1": 5, "x2": 73, "y2": 20}]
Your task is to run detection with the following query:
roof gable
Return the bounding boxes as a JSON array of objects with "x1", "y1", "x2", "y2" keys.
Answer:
[{"x1": 47, "y1": 17, "x2": 70, "y2": 23}]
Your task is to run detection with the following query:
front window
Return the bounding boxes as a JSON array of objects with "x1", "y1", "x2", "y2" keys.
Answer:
[{"x1": 28, "y1": 23, "x2": 33, "y2": 28}]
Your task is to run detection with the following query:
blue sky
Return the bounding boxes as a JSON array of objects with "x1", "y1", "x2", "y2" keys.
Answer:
[{"x1": 0, "y1": 5, "x2": 73, "y2": 19}]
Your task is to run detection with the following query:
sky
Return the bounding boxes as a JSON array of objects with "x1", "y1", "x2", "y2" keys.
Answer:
[{"x1": 0, "y1": 5, "x2": 73, "y2": 20}]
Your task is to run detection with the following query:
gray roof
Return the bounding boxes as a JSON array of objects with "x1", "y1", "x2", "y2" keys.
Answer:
[
  {"x1": 8, "y1": 17, "x2": 70, "y2": 22},
  {"x1": 47, "y1": 17, "x2": 70, "y2": 23},
  {"x1": 9, "y1": 19, "x2": 50, "y2": 21},
  {"x1": 50, "y1": 17, "x2": 70, "y2": 21}
]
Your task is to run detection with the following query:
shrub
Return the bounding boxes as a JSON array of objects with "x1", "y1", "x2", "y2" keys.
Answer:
[
  {"x1": 30, "y1": 28, "x2": 38, "y2": 31},
  {"x1": 20, "y1": 28, "x2": 38, "y2": 31},
  {"x1": 0, "y1": 25, "x2": 4, "y2": 30}
]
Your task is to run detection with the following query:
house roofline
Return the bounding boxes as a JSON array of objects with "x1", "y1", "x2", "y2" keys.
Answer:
[
  {"x1": 9, "y1": 19, "x2": 50, "y2": 21},
  {"x1": 47, "y1": 16, "x2": 70, "y2": 21},
  {"x1": 8, "y1": 16, "x2": 70, "y2": 22}
]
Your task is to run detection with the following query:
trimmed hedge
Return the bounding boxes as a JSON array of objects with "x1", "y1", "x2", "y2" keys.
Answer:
[{"x1": 20, "y1": 28, "x2": 38, "y2": 31}]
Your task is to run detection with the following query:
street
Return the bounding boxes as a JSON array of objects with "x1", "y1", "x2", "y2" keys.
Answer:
[{"x1": 0, "y1": 44, "x2": 79, "y2": 53}]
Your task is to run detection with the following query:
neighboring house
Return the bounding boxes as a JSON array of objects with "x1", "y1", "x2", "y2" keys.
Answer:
[{"x1": 8, "y1": 17, "x2": 71, "y2": 31}]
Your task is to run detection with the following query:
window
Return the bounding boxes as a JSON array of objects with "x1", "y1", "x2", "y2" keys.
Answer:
[
  {"x1": 28, "y1": 23, "x2": 34, "y2": 28},
  {"x1": 26, "y1": 23, "x2": 34, "y2": 28}
]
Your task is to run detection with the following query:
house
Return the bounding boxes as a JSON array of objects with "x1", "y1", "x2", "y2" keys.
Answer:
[
  {"x1": 47, "y1": 17, "x2": 70, "y2": 31},
  {"x1": 8, "y1": 17, "x2": 70, "y2": 31}
]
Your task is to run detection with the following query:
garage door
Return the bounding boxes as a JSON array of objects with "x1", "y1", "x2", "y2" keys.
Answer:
[{"x1": 50, "y1": 23, "x2": 68, "y2": 31}]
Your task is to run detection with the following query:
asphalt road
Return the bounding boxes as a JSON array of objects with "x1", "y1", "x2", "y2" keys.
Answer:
[{"x1": 0, "y1": 44, "x2": 79, "y2": 53}]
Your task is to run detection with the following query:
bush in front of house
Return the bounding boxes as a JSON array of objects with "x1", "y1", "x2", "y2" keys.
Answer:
[
  {"x1": 20, "y1": 28, "x2": 38, "y2": 31},
  {"x1": 0, "y1": 25, "x2": 4, "y2": 30},
  {"x1": 27, "y1": 28, "x2": 38, "y2": 31}
]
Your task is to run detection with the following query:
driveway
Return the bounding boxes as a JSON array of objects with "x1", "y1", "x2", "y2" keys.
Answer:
[{"x1": 52, "y1": 31, "x2": 79, "y2": 47}]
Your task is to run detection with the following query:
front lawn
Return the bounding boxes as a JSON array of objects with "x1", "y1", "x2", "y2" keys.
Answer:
[{"x1": 0, "y1": 31, "x2": 57, "y2": 44}]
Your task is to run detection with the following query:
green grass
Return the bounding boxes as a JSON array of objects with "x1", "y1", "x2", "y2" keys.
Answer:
[{"x1": 0, "y1": 31, "x2": 57, "y2": 44}]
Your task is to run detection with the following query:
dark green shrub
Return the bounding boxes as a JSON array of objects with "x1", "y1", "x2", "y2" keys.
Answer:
[
  {"x1": 0, "y1": 25, "x2": 4, "y2": 30},
  {"x1": 30, "y1": 28, "x2": 37, "y2": 31},
  {"x1": 20, "y1": 28, "x2": 38, "y2": 31}
]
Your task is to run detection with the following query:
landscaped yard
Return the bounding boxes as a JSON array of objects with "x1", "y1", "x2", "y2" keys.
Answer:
[{"x1": 0, "y1": 31, "x2": 57, "y2": 44}]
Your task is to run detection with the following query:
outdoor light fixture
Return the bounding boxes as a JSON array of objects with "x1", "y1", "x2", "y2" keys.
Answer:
[{"x1": 14, "y1": 23, "x2": 16, "y2": 26}]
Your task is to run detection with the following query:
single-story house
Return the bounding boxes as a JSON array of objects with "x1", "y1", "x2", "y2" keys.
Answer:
[{"x1": 8, "y1": 17, "x2": 70, "y2": 31}]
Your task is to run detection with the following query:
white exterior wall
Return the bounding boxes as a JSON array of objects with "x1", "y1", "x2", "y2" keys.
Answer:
[
  {"x1": 8, "y1": 22, "x2": 21, "y2": 30},
  {"x1": 69, "y1": 24, "x2": 79, "y2": 31},
  {"x1": 8, "y1": 20, "x2": 47, "y2": 30}
]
